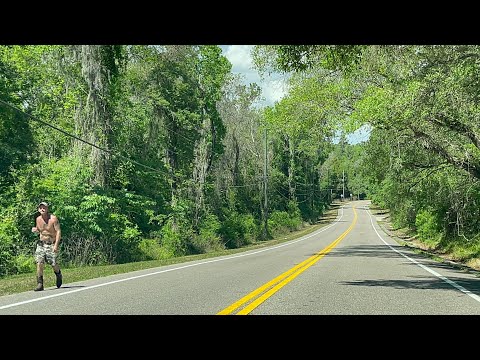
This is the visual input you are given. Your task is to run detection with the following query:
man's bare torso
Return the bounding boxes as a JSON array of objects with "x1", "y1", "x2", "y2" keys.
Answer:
[{"x1": 36, "y1": 214, "x2": 58, "y2": 242}]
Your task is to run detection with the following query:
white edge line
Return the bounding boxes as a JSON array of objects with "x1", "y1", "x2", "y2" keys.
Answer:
[
  {"x1": 366, "y1": 206, "x2": 480, "y2": 304},
  {"x1": 1, "y1": 206, "x2": 345, "y2": 311}
]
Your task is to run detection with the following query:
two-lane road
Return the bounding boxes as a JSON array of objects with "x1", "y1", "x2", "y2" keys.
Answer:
[{"x1": 1, "y1": 200, "x2": 479, "y2": 314}]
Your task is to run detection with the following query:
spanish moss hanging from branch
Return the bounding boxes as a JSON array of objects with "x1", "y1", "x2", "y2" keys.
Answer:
[{"x1": 74, "y1": 45, "x2": 121, "y2": 188}]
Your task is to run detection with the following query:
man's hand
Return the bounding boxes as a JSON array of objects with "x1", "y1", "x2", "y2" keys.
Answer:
[{"x1": 31, "y1": 227, "x2": 38, "y2": 233}]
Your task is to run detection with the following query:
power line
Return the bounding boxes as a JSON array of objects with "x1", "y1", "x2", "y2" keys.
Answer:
[
  {"x1": 2, "y1": 98, "x2": 266, "y2": 190},
  {"x1": 0, "y1": 98, "x2": 171, "y2": 177},
  {"x1": 1, "y1": 98, "x2": 335, "y2": 201}
]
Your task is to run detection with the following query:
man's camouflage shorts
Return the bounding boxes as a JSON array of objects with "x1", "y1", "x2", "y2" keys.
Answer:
[{"x1": 35, "y1": 242, "x2": 57, "y2": 266}]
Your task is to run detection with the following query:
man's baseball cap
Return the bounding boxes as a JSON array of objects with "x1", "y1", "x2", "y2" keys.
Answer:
[{"x1": 38, "y1": 201, "x2": 49, "y2": 207}]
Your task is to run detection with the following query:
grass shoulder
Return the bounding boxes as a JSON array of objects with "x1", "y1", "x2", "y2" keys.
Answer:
[{"x1": 372, "y1": 205, "x2": 480, "y2": 276}]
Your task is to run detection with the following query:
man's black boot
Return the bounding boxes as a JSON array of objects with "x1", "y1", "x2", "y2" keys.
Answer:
[
  {"x1": 55, "y1": 270, "x2": 62, "y2": 288},
  {"x1": 34, "y1": 276, "x2": 44, "y2": 291}
]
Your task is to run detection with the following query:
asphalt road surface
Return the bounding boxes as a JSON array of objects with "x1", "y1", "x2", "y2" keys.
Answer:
[{"x1": 1, "y1": 200, "x2": 479, "y2": 315}]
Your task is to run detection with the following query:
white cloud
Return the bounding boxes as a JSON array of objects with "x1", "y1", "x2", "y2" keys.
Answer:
[
  {"x1": 223, "y1": 45, "x2": 253, "y2": 71},
  {"x1": 262, "y1": 77, "x2": 288, "y2": 104},
  {"x1": 221, "y1": 45, "x2": 288, "y2": 107}
]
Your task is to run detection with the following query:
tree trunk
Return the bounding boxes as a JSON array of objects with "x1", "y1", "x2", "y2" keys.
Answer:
[
  {"x1": 193, "y1": 109, "x2": 212, "y2": 228},
  {"x1": 76, "y1": 45, "x2": 114, "y2": 188},
  {"x1": 286, "y1": 135, "x2": 296, "y2": 202}
]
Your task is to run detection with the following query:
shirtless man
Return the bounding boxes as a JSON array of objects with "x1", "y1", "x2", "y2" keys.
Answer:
[{"x1": 31, "y1": 202, "x2": 62, "y2": 291}]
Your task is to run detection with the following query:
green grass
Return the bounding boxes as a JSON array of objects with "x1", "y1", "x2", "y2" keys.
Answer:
[
  {"x1": 373, "y1": 204, "x2": 480, "y2": 274},
  {"x1": 438, "y1": 234, "x2": 480, "y2": 262},
  {"x1": 0, "y1": 207, "x2": 338, "y2": 297}
]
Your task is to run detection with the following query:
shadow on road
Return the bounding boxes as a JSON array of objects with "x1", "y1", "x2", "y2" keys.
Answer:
[
  {"x1": 340, "y1": 276, "x2": 480, "y2": 294},
  {"x1": 44, "y1": 285, "x2": 86, "y2": 291},
  {"x1": 305, "y1": 244, "x2": 480, "y2": 294},
  {"x1": 327, "y1": 244, "x2": 478, "y2": 274}
]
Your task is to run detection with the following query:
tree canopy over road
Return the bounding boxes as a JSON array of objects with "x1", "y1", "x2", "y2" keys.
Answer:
[{"x1": 1, "y1": 45, "x2": 479, "y2": 277}]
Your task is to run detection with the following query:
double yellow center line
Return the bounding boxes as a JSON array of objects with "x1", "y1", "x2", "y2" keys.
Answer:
[{"x1": 217, "y1": 206, "x2": 357, "y2": 315}]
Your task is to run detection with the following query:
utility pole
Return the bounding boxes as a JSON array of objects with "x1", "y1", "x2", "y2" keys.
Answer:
[
  {"x1": 342, "y1": 169, "x2": 345, "y2": 201},
  {"x1": 263, "y1": 128, "x2": 268, "y2": 239},
  {"x1": 326, "y1": 168, "x2": 330, "y2": 203}
]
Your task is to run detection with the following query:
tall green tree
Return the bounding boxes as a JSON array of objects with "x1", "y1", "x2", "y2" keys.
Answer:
[
  {"x1": 191, "y1": 45, "x2": 231, "y2": 228},
  {"x1": 72, "y1": 45, "x2": 124, "y2": 188}
]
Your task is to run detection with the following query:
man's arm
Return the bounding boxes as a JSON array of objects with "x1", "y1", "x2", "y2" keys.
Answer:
[
  {"x1": 32, "y1": 217, "x2": 39, "y2": 234},
  {"x1": 53, "y1": 216, "x2": 61, "y2": 251}
]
